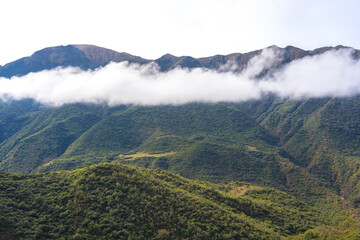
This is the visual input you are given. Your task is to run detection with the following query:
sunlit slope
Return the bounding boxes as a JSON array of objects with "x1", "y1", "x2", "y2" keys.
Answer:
[
  {"x1": 38, "y1": 104, "x2": 281, "y2": 183},
  {"x1": 0, "y1": 104, "x2": 106, "y2": 173},
  {"x1": 0, "y1": 162, "x2": 323, "y2": 239},
  {"x1": 0, "y1": 101, "x2": 355, "y2": 215},
  {"x1": 237, "y1": 96, "x2": 360, "y2": 208}
]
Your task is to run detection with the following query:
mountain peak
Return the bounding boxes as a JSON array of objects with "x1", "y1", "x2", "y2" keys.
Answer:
[
  {"x1": 0, "y1": 44, "x2": 358, "y2": 78},
  {"x1": 0, "y1": 45, "x2": 90, "y2": 78},
  {"x1": 266, "y1": 45, "x2": 282, "y2": 50},
  {"x1": 71, "y1": 44, "x2": 148, "y2": 67},
  {"x1": 160, "y1": 53, "x2": 177, "y2": 58},
  {"x1": 0, "y1": 45, "x2": 149, "y2": 78}
]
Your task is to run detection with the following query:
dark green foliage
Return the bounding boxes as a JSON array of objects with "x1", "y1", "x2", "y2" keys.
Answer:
[
  {"x1": 0, "y1": 163, "x2": 322, "y2": 239},
  {"x1": 36, "y1": 103, "x2": 277, "y2": 173},
  {"x1": 0, "y1": 99, "x2": 42, "y2": 144},
  {"x1": 0, "y1": 101, "x2": 357, "y2": 224},
  {"x1": 147, "y1": 141, "x2": 287, "y2": 186},
  {"x1": 288, "y1": 220, "x2": 360, "y2": 240},
  {"x1": 237, "y1": 96, "x2": 360, "y2": 210},
  {"x1": 0, "y1": 104, "x2": 105, "y2": 173}
]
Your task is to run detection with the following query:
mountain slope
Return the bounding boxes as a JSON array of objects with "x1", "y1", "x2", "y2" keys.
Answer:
[
  {"x1": 0, "y1": 162, "x2": 325, "y2": 239},
  {"x1": 26, "y1": 103, "x2": 355, "y2": 221},
  {"x1": 237, "y1": 96, "x2": 360, "y2": 209},
  {"x1": 0, "y1": 99, "x2": 42, "y2": 144},
  {"x1": 0, "y1": 99, "x2": 357, "y2": 221},
  {"x1": 0, "y1": 44, "x2": 360, "y2": 227},
  {"x1": 72, "y1": 44, "x2": 149, "y2": 68},
  {"x1": 0, "y1": 45, "x2": 149, "y2": 78},
  {"x1": 0, "y1": 104, "x2": 106, "y2": 173},
  {"x1": 2, "y1": 102, "x2": 340, "y2": 210},
  {"x1": 36, "y1": 104, "x2": 277, "y2": 181}
]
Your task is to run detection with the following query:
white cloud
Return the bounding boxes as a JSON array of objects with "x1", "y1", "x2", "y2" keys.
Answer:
[
  {"x1": 0, "y1": 47, "x2": 359, "y2": 106},
  {"x1": 261, "y1": 48, "x2": 360, "y2": 98}
]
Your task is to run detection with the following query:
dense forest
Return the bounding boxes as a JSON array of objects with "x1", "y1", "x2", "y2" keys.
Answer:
[{"x1": 0, "y1": 163, "x2": 325, "y2": 239}]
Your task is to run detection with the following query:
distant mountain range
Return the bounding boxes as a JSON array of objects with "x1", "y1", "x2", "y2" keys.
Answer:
[{"x1": 0, "y1": 44, "x2": 359, "y2": 78}]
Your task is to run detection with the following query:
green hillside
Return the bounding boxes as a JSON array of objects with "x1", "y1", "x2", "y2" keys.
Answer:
[
  {"x1": 21, "y1": 103, "x2": 277, "y2": 175},
  {"x1": 0, "y1": 162, "x2": 325, "y2": 239},
  {"x1": 0, "y1": 102, "x2": 357, "y2": 221},
  {"x1": 35, "y1": 104, "x2": 320, "y2": 201},
  {"x1": 0, "y1": 99, "x2": 42, "y2": 144},
  {"x1": 237, "y1": 96, "x2": 360, "y2": 210},
  {"x1": 0, "y1": 104, "x2": 106, "y2": 173},
  {"x1": 287, "y1": 220, "x2": 360, "y2": 240}
]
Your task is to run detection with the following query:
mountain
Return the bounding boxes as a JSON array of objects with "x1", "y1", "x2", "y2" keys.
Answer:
[
  {"x1": 0, "y1": 103, "x2": 276, "y2": 175},
  {"x1": 0, "y1": 103, "x2": 105, "y2": 173},
  {"x1": 0, "y1": 99, "x2": 42, "y2": 144},
  {"x1": 237, "y1": 96, "x2": 360, "y2": 210},
  {"x1": 154, "y1": 45, "x2": 360, "y2": 72},
  {"x1": 154, "y1": 54, "x2": 204, "y2": 71},
  {"x1": 0, "y1": 45, "x2": 149, "y2": 78},
  {"x1": 1, "y1": 44, "x2": 358, "y2": 78},
  {"x1": 0, "y1": 162, "x2": 326, "y2": 239},
  {"x1": 1, "y1": 44, "x2": 360, "y2": 238},
  {"x1": 0, "y1": 101, "x2": 354, "y2": 225}
]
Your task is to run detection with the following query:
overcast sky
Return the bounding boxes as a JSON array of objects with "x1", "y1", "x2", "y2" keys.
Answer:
[{"x1": 0, "y1": 0, "x2": 359, "y2": 65}]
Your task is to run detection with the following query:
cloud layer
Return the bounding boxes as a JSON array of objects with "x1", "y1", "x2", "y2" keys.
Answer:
[{"x1": 0, "y1": 47, "x2": 360, "y2": 106}]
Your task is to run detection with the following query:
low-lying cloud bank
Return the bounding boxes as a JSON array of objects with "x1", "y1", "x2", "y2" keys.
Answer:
[{"x1": 0, "y1": 47, "x2": 360, "y2": 106}]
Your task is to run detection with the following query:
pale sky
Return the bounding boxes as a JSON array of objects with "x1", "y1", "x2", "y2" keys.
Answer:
[{"x1": 0, "y1": 0, "x2": 359, "y2": 65}]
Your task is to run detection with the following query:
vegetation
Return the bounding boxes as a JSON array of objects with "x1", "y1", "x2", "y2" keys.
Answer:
[
  {"x1": 0, "y1": 101, "x2": 358, "y2": 227},
  {"x1": 0, "y1": 103, "x2": 105, "y2": 173},
  {"x1": 1, "y1": 103, "x2": 276, "y2": 175},
  {"x1": 0, "y1": 99, "x2": 42, "y2": 144},
  {"x1": 237, "y1": 96, "x2": 360, "y2": 210},
  {"x1": 2, "y1": 45, "x2": 360, "y2": 239},
  {"x1": 1, "y1": 45, "x2": 360, "y2": 238},
  {"x1": 287, "y1": 220, "x2": 360, "y2": 240},
  {"x1": 0, "y1": 163, "x2": 323, "y2": 239}
]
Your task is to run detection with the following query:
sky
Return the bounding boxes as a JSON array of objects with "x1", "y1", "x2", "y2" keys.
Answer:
[{"x1": 0, "y1": 0, "x2": 360, "y2": 65}]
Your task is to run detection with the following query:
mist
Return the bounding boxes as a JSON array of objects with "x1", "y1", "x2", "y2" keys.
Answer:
[
  {"x1": 0, "y1": 47, "x2": 359, "y2": 106},
  {"x1": 261, "y1": 48, "x2": 360, "y2": 98}
]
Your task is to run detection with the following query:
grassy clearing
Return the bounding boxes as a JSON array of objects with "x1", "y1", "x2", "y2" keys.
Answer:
[
  {"x1": 225, "y1": 182, "x2": 263, "y2": 197},
  {"x1": 246, "y1": 145, "x2": 259, "y2": 151},
  {"x1": 118, "y1": 151, "x2": 177, "y2": 160}
]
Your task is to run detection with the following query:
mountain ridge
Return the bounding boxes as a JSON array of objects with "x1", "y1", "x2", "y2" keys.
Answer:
[{"x1": 0, "y1": 44, "x2": 358, "y2": 78}]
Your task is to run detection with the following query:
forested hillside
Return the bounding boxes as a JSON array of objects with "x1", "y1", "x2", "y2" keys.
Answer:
[
  {"x1": 0, "y1": 163, "x2": 323, "y2": 239},
  {"x1": 237, "y1": 96, "x2": 360, "y2": 210}
]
